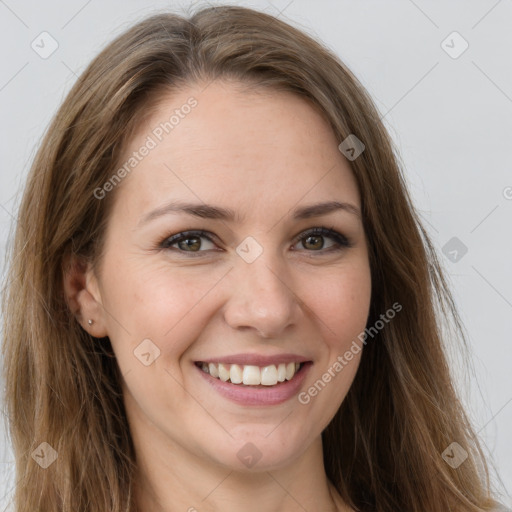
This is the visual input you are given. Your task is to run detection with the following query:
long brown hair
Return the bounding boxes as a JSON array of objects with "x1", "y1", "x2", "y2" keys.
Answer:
[{"x1": 1, "y1": 5, "x2": 502, "y2": 511}]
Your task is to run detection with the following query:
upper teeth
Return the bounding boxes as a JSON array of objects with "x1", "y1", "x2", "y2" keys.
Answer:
[{"x1": 200, "y1": 362, "x2": 301, "y2": 386}]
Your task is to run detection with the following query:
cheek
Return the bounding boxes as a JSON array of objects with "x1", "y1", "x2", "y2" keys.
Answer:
[
  {"x1": 294, "y1": 264, "x2": 370, "y2": 427},
  {"x1": 100, "y1": 258, "x2": 227, "y2": 358},
  {"x1": 301, "y1": 262, "x2": 371, "y2": 348}
]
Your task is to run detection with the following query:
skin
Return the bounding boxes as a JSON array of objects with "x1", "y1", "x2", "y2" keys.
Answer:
[{"x1": 66, "y1": 80, "x2": 372, "y2": 512}]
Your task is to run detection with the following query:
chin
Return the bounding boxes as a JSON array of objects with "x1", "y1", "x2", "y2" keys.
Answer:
[{"x1": 201, "y1": 426, "x2": 311, "y2": 472}]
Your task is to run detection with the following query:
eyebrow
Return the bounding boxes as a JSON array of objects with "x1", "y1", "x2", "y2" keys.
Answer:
[{"x1": 139, "y1": 199, "x2": 361, "y2": 226}]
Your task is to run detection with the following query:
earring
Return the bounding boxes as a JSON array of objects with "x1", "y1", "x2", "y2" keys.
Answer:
[{"x1": 88, "y1": 319, "x2": 94, "y2": 326}]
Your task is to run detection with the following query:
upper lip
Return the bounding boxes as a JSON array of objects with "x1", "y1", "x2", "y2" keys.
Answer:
[{"x1": 195, "y1": 353, "x2": 311, "y2": 366}]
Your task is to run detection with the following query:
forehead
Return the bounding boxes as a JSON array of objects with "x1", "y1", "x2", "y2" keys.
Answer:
[{"x1": 111, "y1": 80, "x2": 361, "y2": 221}]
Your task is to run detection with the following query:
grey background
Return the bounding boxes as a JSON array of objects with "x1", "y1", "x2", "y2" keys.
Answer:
[{"x1": 0, "y1": 0, "x2": 511, "y2": 508}]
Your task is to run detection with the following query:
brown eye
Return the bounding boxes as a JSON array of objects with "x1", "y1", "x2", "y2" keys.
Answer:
[
  {"x1": 177, "y1": 236, "x2": 202, "y2": 251},
  {"x1": 302, "y1": 234, "x2": 325, "y2": 250},
  {"x1": 292, "y1": 227, "x2": 352, "y2": 253},
  {"x1": 161, "y1": 231, "x2": 217, "y2": 253}
]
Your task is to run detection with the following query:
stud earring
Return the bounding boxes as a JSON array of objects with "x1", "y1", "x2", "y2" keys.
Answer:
[{"x1": 88, "y1": 319, "x2": 94, "y2": 326}]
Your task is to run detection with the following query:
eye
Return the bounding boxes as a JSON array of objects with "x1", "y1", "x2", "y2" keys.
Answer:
[
  {"x1": 291, "y1": 226, "x2": 352, "y2": 253},
  {"x1": 160, "y1": 230, "x2": 217, "y2": 254},
  {"x1": 159, "y1": 227, "x2": 352, "y2": 256}
]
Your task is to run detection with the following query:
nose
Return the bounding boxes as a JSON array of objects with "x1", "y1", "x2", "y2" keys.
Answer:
[{"x1": 223, "y1": 255, "x2": 301, "y2": 339}]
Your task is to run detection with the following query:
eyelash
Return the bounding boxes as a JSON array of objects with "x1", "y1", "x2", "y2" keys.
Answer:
[{"x1": 158, "y1": 227, "x2": 353, "y2": 257}]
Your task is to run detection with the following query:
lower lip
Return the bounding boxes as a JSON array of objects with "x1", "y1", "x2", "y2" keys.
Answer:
[{"x1": 195, "y1": 362, "x2": 312, "y2": 406}]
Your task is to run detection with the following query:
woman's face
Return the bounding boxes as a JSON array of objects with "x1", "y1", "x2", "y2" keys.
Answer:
[{"x1": 89, "y1": 80, "x2": 371, "y2": 471}]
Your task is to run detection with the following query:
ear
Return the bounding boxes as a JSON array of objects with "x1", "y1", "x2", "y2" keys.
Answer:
[{"x1": 62, "y1": 253, "x2": 109, "y2": 338}]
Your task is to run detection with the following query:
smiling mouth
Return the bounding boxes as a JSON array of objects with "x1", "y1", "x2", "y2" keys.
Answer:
[{"x1": 195, "y1": 361, "x2": 305, "y2": 386}]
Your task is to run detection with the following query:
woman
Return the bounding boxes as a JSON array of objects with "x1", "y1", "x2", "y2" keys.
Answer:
[{"x1": 1, "y1": 5, "x2": 504, "y2": 512}]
